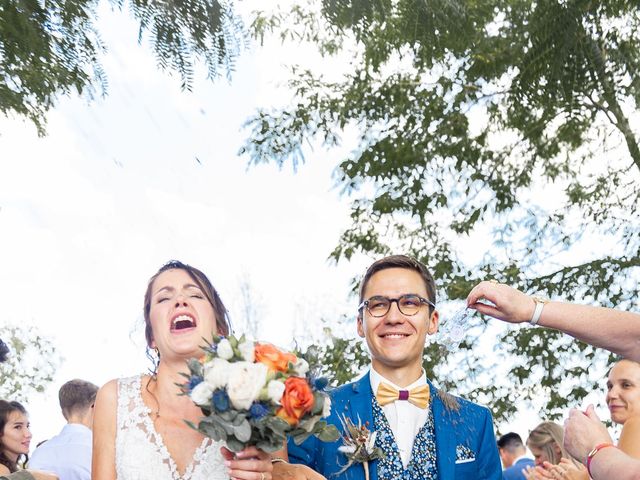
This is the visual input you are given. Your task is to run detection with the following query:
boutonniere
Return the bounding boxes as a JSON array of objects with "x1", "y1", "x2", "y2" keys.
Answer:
[{"x1": 337, "y1": 415, "x2": 385, "y2": 480}]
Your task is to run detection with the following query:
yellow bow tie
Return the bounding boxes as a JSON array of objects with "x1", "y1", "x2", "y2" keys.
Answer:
[{"x1": 376, "y1": 382, "x2": 430, "y2": 409}]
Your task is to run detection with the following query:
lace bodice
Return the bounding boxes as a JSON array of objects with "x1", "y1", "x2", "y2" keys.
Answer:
[{"x1": 115, "y1": 375, "x2": 228, "y2": 480}]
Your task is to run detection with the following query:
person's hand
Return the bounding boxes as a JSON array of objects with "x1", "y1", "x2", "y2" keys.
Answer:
[
  {"x1": 271, "y1": 462, "x2": 326, "y2": 480},
  {"x1": 563, "y1": 405, "x2": 613, "y2": 464},
  {"x1": 542, "y1": 458, "x2": 589, "y2": 480},
  {"x1": 466, "y1": 281, "x2": 536, "y2": 324},
  {"x1": 28, "y1": 471, "x2": 60, "y2": 480},
  {"x1": 221, "y1": 446, "x2": 273, "y2": 480},
  {"x1": 523, "y1": 465, "x2": 551, "y2": 479}
]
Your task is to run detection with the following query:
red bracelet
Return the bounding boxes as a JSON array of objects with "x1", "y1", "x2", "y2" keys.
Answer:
[{"x1": 586, "y1": 443, "x2": 616, "y2": 477}]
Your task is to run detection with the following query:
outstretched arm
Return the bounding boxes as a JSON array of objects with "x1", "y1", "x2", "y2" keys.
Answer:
[
  {"x1": 466, "y1": 281, "x2": 640, "y2": 361},
  {"x1": 564, "y1": 406, "x2": 640, "y2": 480}
]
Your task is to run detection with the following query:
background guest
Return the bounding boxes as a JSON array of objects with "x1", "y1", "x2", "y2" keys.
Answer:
[
  {"x1": 29, "y1": 379, "x2": 98, "y2": 480},
  {"x1": 523, "y1": 421, "x2": 587, "y2": 480},
  {"x1": 0, "y1": 400, "x2": 31, "y2": 475},
  {"x1": 498, "y1": 432, "x2": 533, "y2": 480},
  {"x1": 0, "y1": 345, "x2": 57, "y2": 480},
  {"x1": 605, "y1": 359, "x2": 640, "y2": 459}
]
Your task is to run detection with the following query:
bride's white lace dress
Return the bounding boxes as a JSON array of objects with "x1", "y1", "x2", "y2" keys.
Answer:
[{"x1": 115, "y1": 375, "x2": 228, "y2": 480}]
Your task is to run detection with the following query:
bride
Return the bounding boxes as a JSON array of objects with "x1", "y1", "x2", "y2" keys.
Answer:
[{"x1": 92, "y1": 261, "x2": 276, "y2": 480}]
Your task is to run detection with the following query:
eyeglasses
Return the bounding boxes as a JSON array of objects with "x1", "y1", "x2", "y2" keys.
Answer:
[{"x1": 358, "y1": 294, "x2": 436, "y2": 317}]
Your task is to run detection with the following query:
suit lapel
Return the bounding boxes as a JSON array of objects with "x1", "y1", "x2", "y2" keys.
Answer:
[
  {"x1": 431, "y1": 381, "x2": 456, "y2": 479},
  {"x1": 345, "y1": 373, "x2": 377, "y2": 480}
]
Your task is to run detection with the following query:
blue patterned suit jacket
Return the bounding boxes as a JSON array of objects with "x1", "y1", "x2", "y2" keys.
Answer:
[{"x1": 288, "y1": 372, "x2": 501, "y2": 479}]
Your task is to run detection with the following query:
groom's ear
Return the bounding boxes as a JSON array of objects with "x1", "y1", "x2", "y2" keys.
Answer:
[
  {"x1": 427, "y1": 310, "x2": 439, "y2": 335},
  {"x1": 357, "y1": 315, "x2": 366, "y2": 338}
]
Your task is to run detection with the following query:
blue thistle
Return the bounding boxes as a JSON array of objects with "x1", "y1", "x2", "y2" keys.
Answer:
[
  {"x1": 188, "y1": 375, "x2": 203, "y2": 391},
  {"x1": 212, "y1": 389, "x2": 230, "y2": 412},
  {"x1": 249, "y1": 402, "x2": 270, "y2": 419},
  {"x1": 313, "y1": 376, "x2": 329, "y2": 391}
]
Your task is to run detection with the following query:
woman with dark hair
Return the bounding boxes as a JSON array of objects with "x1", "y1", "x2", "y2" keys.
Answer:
[
  {"x1": 0, "y1": 356, "x2": 58, "y2": 480},
  {"x1": 0, "y1": 400, "x2": 30, "y2": 474},
  {"x1": 92, "y1": 261, "x2": 275, "y2": 480}
]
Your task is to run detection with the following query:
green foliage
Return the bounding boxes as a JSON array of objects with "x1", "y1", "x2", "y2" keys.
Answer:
[
  {"x1": 304, "y1": 329, "x2": 370, "y2": 387},
  {"x1": 243, "y1": 1, "x2": 640, "y2": 422},
  {"x1": 0, "y1": 0, "x2": 245, "y2": 134},
  {"x1": 0, "y1": 324, "x2": 61, "y2": 401}
]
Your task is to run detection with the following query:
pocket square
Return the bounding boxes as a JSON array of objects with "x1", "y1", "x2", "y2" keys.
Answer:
[{"x1": 455, "y1": 444, "x2": 476, "y2": 463}]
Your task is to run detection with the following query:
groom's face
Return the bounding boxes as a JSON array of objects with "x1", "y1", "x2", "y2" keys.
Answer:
[{"x1": 357, "y1": 267, "x2": 439, "y2": 381}]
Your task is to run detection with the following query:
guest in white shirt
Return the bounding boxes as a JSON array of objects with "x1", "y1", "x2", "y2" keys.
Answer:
[
  {"x1": 497, "y1": 432, "x2": 534, "y2": 480},
  {"x1": 29, "y1": 379, "x2": 98, "y2": 480}
]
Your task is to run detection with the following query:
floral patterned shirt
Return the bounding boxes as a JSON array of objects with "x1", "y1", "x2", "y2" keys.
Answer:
[{"x1": 373, "y1": 396, "x2": 438, "y2": 479}]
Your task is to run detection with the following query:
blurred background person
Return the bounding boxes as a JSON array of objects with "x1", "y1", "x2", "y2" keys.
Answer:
[
  {"x1": 29, "y1": 379, "x2": 98, "y2": 480},
  {"x1": 498, "y1": 432, "x2": 533, "y2": 480},
  {"x1": 0, "y1": 343, "x2": 58, "y2": 480},
  {"x1": 0, "y1": 400, "x2": 56, "y2": 480},
  {"x1": 0, "y1": 400, "x2": 31, "y2": 475},
  {"x1": 523, "y1": 421, "x2": 587, "y2": 480},
  {"x1": 605, "y1": 359, "x2": 640, "y2": 459}
]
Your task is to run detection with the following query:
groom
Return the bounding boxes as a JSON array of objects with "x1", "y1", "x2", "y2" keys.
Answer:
[{"x1": 278, "y1": 255, "x2": 501, "y2": 479}]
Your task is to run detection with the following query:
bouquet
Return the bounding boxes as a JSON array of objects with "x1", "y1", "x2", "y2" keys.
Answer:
[{"x1": 181, "y1": 334, "x2": 339, "y2": 453}]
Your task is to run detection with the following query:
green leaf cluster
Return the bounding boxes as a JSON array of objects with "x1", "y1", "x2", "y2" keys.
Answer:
[
  {"x1": 0, "y1": 0, "x2": 245, "y2": 133},
  {"x1": 241, "y1": 0, "x2": 640, "y2": 423},
  {"x1": 0, "y1": 324, "x2": 61, "y2": 401}
]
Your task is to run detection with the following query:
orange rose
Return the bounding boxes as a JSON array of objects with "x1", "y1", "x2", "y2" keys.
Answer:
[
  {"x1": 254, "y1": 343, "x2": 297, "y2": 373},
  {"x1": 276, "y1": 376, "x2": 315, "y2": 425}
]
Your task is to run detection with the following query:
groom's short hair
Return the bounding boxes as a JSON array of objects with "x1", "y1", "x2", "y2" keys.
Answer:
[{"x1": 358, "y1": 255, "x2": 436, "y2": 312}]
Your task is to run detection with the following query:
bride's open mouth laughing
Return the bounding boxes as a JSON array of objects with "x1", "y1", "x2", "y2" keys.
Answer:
[{"x1": 171, "y1": 313, "x2": 197, "y2": 332}]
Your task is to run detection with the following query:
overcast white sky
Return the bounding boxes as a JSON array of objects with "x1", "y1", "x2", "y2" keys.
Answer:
[
  {"x1": 0, "y1": 1, "x2": 617, "y2": 449},
  {"x1": 0, "y1": 2, "x2": 374, "y2": 442}
]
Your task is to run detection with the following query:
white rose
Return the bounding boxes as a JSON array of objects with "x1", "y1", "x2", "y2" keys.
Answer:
[
  {"x1": 190, "y1": 381, "x2": 214, "y2": 406},
  {"x1": 217, "y1": 338, "x2": 233, "y2": 360},
  {"x1": 204, "y1": 358, "x2": 230, "y2": 390},
  {"x1": 266, "y1": 380, "x2": 285, "y2": 405},
  {"x1": 293, "y1": 358, "x2": 309, "y2": 376},
  {"x1": 226, "y1": 361, "x2": 269, "y2": 410},
  {"x1": 321, "y1": 395, "x2": 332, "y2": 418},
  {"x1": 238, "y1": 340, "x2": 255, "y2": 362}
]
